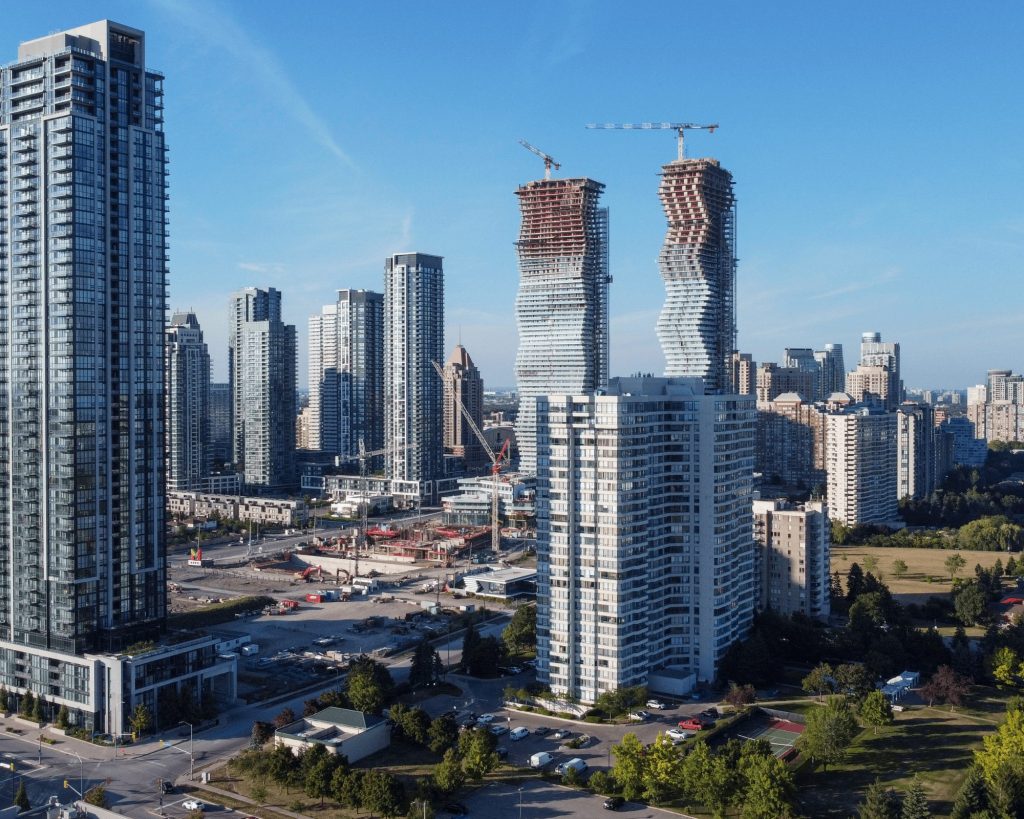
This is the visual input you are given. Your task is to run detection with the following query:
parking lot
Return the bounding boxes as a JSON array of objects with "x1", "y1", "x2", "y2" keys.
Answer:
[
  {"x1": 465, "y1": 699, "x2": 725, "y2": 775},
  {"x1": 456, "y1": 779, "x2": 657, "y2": 818}
]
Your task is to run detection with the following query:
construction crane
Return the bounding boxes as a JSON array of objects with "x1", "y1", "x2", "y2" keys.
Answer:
[
  {"x1": 518, "y1": 139, "x2": 561, "y2": 180},
  {"x1": 585, "y1": 121, "x2": 718, "y2": 161},
  {"x1": 431, "y1": 360, "x2": 511, "y2": 560}
]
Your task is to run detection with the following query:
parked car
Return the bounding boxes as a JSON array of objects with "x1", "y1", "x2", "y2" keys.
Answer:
[
  {"x1": 476, "y1": 713, "x2": 496, "y2": 724},
  {"x1": 181, "y1": 800, "x2": 204, "y2": 812},
  {"x1": 442, "y1": 803, "x2": 468, "y2": 816},
  {"x1": 666, "y1": 728, "x2": 692, "y2": 743},
  {"x1": 505, "y1": 665, "x2": 523, "y2": 674},
  {"x1": 678, "y1": 718, "x2": 704, "y2": 731},
  {"x1": 533, "y1": 725, "x2": 551, "y2": 735},
  {"x1": 628, "y1": 710, "x2": 652, "y2": 721},
  {"x1": 551, "y1": 729, "x2": 572, "y2": 740},
  {"x1": 555, "y1": 757, "x2": 588, "y2": 776},
  {"x1": 646, "y1": 699, "x2": 668, "y2": 710},
  {"x1": 496, "y1": 746, "x2": 509, "y2": 759},
  {"x1": 603, "y1": 796, "x2": 625, "y2": 810},
  {"x1": 510, "y1": 726, "x2": 530, "y2": 741},
  {"x1": 700, "y1": 708, "x2": 719, "y2": 720},
  {"x1": 159, "y1": 781, "x2": 174, "y2": 794},
  {"x1": 529, "y1": 751, "x2": 553, "y2": 768},
  {"x1": 489, "y1": 724, "x2": 509, "y2": 736}
]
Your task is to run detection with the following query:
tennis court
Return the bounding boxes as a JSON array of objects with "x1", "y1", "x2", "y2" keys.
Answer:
[{"x1": 732, "y1": 715, "x2": 805, "y2": 759}]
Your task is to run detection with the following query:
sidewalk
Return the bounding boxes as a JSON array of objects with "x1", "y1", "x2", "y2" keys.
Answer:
[{"x1": 180, "y1": 780, "x2": 308, "y2": 819}]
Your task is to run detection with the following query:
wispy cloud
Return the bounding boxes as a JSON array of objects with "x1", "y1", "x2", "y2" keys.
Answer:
[
  {"x1": 808, "y1": 266, "x2": 902, "y2": 301},
  {"x1": 152, "y1": 0, "x2": 354, "y2": 168},
  {"x1": 237, "y1": 262, "x2": 287, "y2": 275}
]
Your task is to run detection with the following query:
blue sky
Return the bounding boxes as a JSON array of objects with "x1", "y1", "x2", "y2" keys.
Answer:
[{"x1": 11, "y1": 1, "x2": 1024, "y2": 389}]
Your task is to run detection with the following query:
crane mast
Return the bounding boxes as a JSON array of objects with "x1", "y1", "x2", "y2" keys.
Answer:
[{"x1": 518, "y1": 139, "x2": 562, "y2": 180}]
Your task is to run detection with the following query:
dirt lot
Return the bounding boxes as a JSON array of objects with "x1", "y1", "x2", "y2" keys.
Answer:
[{"x1": 831, "y1": 545, "x2": 1012, "y2": 603}]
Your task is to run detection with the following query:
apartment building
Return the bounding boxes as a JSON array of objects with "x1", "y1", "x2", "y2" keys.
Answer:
[
  {"x1": 825, "y1": 407, "x2": 898, "y2": 526},
  {"x1": 535, "y1": 377, "x2": 755, "y2": 702},
  {"x1": 753, "y1": 499, "x2": 830, "y2": 620}
]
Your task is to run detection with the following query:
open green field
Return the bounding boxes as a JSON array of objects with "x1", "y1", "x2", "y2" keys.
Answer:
[
  {"x1": 797, "y1": 688, "x2": 1007, "y2": 817},
  {"x1": 831, "y1": 545, "x2": 1009, "y2": 601}
]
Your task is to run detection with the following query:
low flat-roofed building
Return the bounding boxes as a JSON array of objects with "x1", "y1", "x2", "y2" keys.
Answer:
[
  {"x1": 462, "y1": 567, "x2": 537, "y2": 600},
  {"x1": 275, "y1": 707, "x2": 390, "y2": 762}
]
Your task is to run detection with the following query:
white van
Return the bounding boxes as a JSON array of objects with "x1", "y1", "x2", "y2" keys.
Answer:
[
  {"x1": 555, "y1": 757, "x2": 588, "y2": 776},
  {"x1": 529, "y1": 751, "x2": 553, "y2": 768},
  {"x1": 510, "y1": 727, "x2": 529, "y2": 741}
]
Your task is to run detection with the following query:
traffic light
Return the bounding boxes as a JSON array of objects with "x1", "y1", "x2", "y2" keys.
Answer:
[{"x1": 63, "y1": 780, "x2": 68, "y2": 790}]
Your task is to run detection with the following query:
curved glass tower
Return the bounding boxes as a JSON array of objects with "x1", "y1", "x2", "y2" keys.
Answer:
[
  {"x1": 514, "y1": 177, "x2": 609, "y2": 473},
  {"x1": 656, "y1": 158, "x2": 736, "y2": 393}
]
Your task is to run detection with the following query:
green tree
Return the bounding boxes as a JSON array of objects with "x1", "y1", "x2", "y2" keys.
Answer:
[
  {"x1": 31, "y1": 694, "x2": 43, "y2": 724},
  {"x1": 611, "y1": 732, "x2": 647, "y2": 801},
  {"x1": 951, "y1": 764, "x2": 993, "y2": 819},
  {"x1": 991, "y1": 646, "x2": 1022, "y2": 688},
  {"x1": 1007, "y1": 555, "x2": 1019, "y2": 577},
  {"x1": 562, "y1": 765, "x2": 584, "y2": 787},
  {"x1": 459, "y1": 727, "x2": 499, "y2": 780},
  {"x1": 858, "y1": 778, "x2": 899, "y2": 819},
  {"x1": 901, "y1": 777, "x2": 931, "y2": 819},
  {"x1": 409, "y1": 640, "x2": 442, "y2": 689},
  {"x1": 461, "y1": 622, "x2": 480, "y2": 672},
  {"x1": 976, "y1": 705, "x2": 1024, "y2": 783},
  {"x1": 334, "y1": 769, "x2": 365, "y2": 809},
  {"x1": 835, "y1": 663, "x2": 876, "y2": 700},
  {"x1": 847, "y1": 563, "x2": 866, "y2": 601},
  {"x1": 642, "y1": 733, "x2": 683, "y2": 804},
  {"x1": 801, "y1": 662, "x2": 836, "y2": 701},
  {"x1": 84, "y1": 782, "x2": 110, "y2": 810},
  {"x1": 945, "y1": 553, "x2": 967, "y2": 581},
  {"x1": 988, "y1": 762, "x2": 1024, "y2": 818},
  {"x1": 588, "y1": 770, "x2": 615, "y2": 795},
  {"x1": 860, "y1": 690, "x2": 894, "y2": 734},
  {"x1": 361, "y1": 769, "x2": 406, "y2": 818},
  {"x1": 129, "y1": 703, "x2": 152, "y2": 737},
  {"x1": 862, "y1": 554, "x2": 880, "y2": 575},
  {"x1": 346, "y1": 657, "x2": 394, "y2": 714},
  {"x1": 54, "y1": 704, "x2": 69, "y2": 730},
  {"x1": 891, "y1": 559, "x2": 908, "y2": 579},
  {"x1": 739, "y1": 752, "x2": 795, "y2": 819},
  {"x1": 428, "y1": 713, "x2": 459, "y2": 755},
  {"x1": 19, "y1": 690, "x2": 33, "y2": 719},
  {"x1": 954, "y1": 581, "x2": 988, "y2": 626},
  {"x1": 397, "y1": 706, "x2": 431, "y2": 746},
  {"x1": 724, "y1": 682, "x2": 757, "y2": 707},
  {"x1": 251, "y1": 720, "x2": 274, "y2": 746},
  {"x1": 502, "y1": 604, "x2": 536, "y2": 654},
  {"x1": 994, "y1": 558, "x2": 1005, "y2": 578},
  {"x1": 14, "y1": 780, "x2": 30, "y2": 812},
  {"x1": 799, "y1": 695, "x2": 859, "y2": 771},
  {"x1": 304, "y1": 753, "x2": 336, "y2": 806},
  {"x1": 433, "y1": 747, "x2": 465, "y2": 794}
]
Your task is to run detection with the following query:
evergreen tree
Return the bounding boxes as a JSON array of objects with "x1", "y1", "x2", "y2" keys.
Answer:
[
  {"x1": 19, "y1": 690, "x2": 33, "y2": 718},
  {"x1": 55, "y1": 705, "x2": 70, "y2": 730},
  {"x1": 901, "y1": 777, "x2": 931, "y2": 819},
  {"x1": 13, "y1": 780, "x2": 30, "y2": 812},
  {"x1": 847, "y1": 563, "x2": 866, "y2": 602},
  {"x1": 858, "y1": 778, "x2": 899, "y2": 819},
  {"x1": 1007, "y1": 555, "x2": 1019, "y2": 577},
  {"x1": 409, "y1": 640, "x2": 441, "y2": 689},
  {"x1": 951, "y1": 765, "x2": 992, "y2": 819}
]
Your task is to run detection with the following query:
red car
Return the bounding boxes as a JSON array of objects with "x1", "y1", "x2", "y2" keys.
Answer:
[{"x1": 678, "y1": 718, "x2": 704, "y2": 731}]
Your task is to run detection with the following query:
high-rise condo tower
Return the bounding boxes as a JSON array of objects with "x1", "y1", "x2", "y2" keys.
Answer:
[
  {"x1": 514, "y1": 177, "x2": 609, "y2": 473},
  {"x1": 656, "y1": 157, "x2": 736, "y2": 392}
]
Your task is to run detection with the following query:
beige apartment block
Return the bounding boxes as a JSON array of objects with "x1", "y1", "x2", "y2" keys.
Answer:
[
  {"x1": 753, "y1": 499, "x2": 830, "y2": 620},
  {"x1": 756, "y1": 393, "x2": 827, "y2": 488},
  {"x1": 845, "y1": 364, "x2": 899, "y2": 411},
  {"x1": 756, "y1": 363, "x2": 816, "y2": 403}
]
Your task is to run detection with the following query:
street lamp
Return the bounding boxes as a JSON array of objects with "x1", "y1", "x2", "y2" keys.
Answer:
[
  {"x1": 179, "y1": 721, "x2": 194, "y2": 780},
  {"x1": 518, "y1": 786, "x2": 523, "y2": 819}
]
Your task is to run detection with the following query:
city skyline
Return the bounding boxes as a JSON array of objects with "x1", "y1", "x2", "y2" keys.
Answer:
[{"x1": 5, "y1": 2, "x2": 1020, "y2": 391}]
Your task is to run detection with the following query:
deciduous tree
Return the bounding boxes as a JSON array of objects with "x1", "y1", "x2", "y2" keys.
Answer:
[
  {"x1": 891, "y1": 559, "x2": 908, "y2": 579},
  {"x1": 739, "y1": 752, "x2": 795, "y2": 819},
  {"x1": 801, "y1": 663, "x2": 835, "y2": 701},
  {"x1": 954, "y1": 581, "x2": 988, "y2": 627},
  {"x1": 859, "y1": 690, "x2": 894, "y2": 734},
  {"x1": 920, "y1": 665, "x2": 970, "y2": 710},
  {"x1": 945, "y1": 553, "x2": 967, "y2": 581},
  {"x1": 433, "y1": 747, "x2": 465, "y2": 794},
  {"x1": 642, "y1": 733, "x2": 683, "y2": 804},
  {"x1": 611, "y1": 732, "x2": 646, "y2": 801},
  {"x1": 798, "y1": 696, "x2": 859, "y2": 771},
  {"x1": 459, "y1": 727, "x2": 499, "y2": 781},
  {"x1": 502, "y1": 604, "x2": 536, "y2": 654}
]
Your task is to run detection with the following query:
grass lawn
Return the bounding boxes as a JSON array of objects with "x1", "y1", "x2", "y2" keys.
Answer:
[
  {"x1": 831, "y1": 545, "x2": 1009, "y2": 602},
  {"x1": 797, "y1": 689, "x2": 1008, "y2": 817}
]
